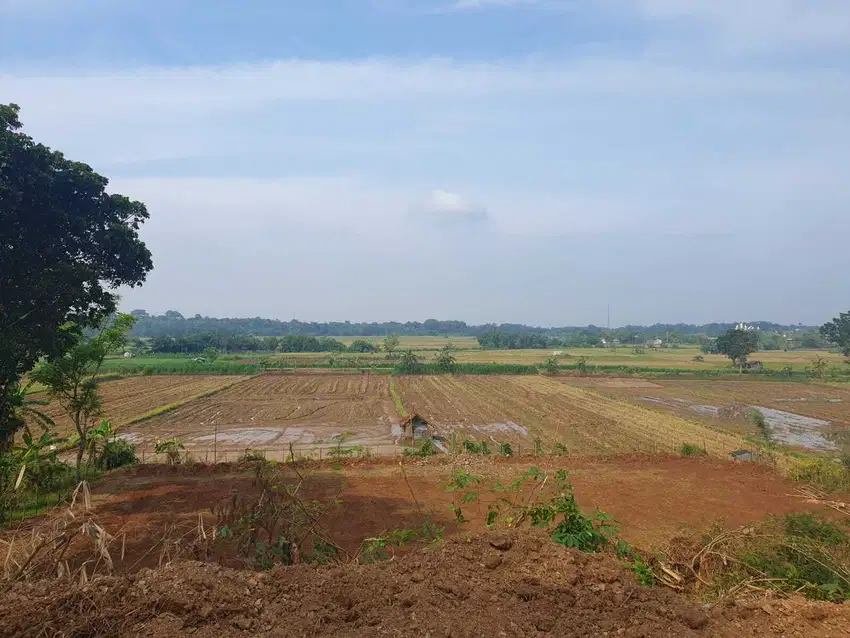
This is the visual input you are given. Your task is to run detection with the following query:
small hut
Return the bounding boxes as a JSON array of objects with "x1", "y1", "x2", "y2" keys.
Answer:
[{"x1": 400, "y1": 413, "x2": 430, "y2": 440}]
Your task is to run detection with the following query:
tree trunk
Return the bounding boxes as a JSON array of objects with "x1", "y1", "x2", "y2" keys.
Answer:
[{"x1": 76, "y1": 441, "x2": 85, "y2": 481}]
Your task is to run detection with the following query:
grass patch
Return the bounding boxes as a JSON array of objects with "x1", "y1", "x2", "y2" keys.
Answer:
[
  {"x1": 389, "y1": 378, "x2": 408, "y2": 418},
  {"x1": 680, "y1": 443, "x2": 708, "y2": 457},
  {"x1": 789, "y1": 458, "x2": 850, "y2": 493}
]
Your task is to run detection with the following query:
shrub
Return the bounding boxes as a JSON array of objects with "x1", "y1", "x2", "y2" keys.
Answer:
[
  {"x1": 790, "y1": 458, "x2": 850, "y2": 493},
  {"x1": 498, "y1": 442, "x2": 513, "y2": 457},
  {"x1": 238, "y1": 449, "x2": 268, "y2": 464},
  {"x1": 680, "y1": 443, "x2": 707, "y2": 457},
  {"x1": 462, "y1": 440, "x2": 491, "y2": 455},
  {"x1": 403, "y1": 438, "x2": 438, "y2": 458},
  {"x1": 154, "y1": 437, "x2": 185, "y2": 465},
  {"x1": 98, "y1": 439, "x2": 138, "y2": 470},
  {"x1": 551, "y1": 443, "x2": 568, "y2": 456}
]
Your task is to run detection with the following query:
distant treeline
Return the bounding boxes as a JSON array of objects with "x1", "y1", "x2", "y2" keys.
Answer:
[
  {"x1": 147, "y1": 334, "x2": 379, "y2": 354},
  {"x1": 127, "y1": 310, "x2": 812, "y2": 340}
]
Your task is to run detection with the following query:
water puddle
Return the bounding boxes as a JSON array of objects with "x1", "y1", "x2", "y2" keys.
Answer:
[
  {"x1": 639, "y1": 396, "x2": 837, "y2": 452},
  {"x1": 752, "y1": 406, "x2": 837, "y2": 452}
]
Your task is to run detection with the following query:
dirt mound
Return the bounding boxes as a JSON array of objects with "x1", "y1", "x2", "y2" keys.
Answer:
[{"x1": 2, "y1": 530, "x2": 717, "y2": 637}]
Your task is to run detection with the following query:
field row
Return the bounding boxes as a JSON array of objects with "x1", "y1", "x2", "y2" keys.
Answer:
[
  {"x1": 21, "y1": 374, "x2": 774, "y2": 460},
  {"x1": 33, "y1": 373, "x2": 846, "y2": 458}
]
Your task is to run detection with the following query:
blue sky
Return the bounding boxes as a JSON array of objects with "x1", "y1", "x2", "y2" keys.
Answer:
[{"x1": 2, "y1": 0, "x2": 849, "y2": 325}]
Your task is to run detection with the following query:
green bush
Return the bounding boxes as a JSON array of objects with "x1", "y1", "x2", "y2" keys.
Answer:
[
  {"x1": 498, "y1": 442, "x2": 513, "y2": 457},
  {"x1": 462, "y1": 440, "x2": 491, "y2": 455},
  {"x1": 98, "y1": 439, "x2": 138, "y2": 470},
  {"x1": 680, "y1": 443, "x2": 708, "y2": 457},
  {"x1": 403, "y1": 438, "x2": 438, "y2": 458}
]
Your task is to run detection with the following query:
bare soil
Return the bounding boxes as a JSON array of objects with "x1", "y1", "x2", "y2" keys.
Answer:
[
  {"x1": 570, "y1": 378, "x2": 850, "y2": 453},
  {"x1": 2, "y1": 455, "x2": 831, "y2": 573},
  {"x1": 30, "y1": 376, "x2": 244, "y2": 437},
  {"x1": 122, "y1": 375, "x2": 401, "y2": 457},
  {"x1": 4, "y1": 529, "x2": 850, "y2": 637}
]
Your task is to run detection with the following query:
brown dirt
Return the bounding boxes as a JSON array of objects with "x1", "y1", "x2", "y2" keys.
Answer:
[
  {"x1": 4, "y1": 529, "x2": 849, "y2": 637},
  {"x1": 29, "y1": 376, "x2": 244, "y2": 437},
  {"x1": 121, "y1": 375, "x2": 401, "y2": 456},
  {"x1": 1, "y1": 455, "x2": 832, "y2": 576},
  {"x1": 397, "y1": 376, "x2": 746, "y2": 456}
]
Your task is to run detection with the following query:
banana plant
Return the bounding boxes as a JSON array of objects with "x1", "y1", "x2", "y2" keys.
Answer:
[{"x1": 7, "y1": 381, "x2": 55, "y2": 441}]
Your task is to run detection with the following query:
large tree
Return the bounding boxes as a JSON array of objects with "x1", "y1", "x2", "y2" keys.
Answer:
[
  {"x1": 0, "y1": 104, "x2": 153, "y2": 451},
  {"x1": 715, "y1": 328, "x2": 759, "y2": 372},
  {"x1": 820, "y1": 312, "x2": 850, "y2": 357}
]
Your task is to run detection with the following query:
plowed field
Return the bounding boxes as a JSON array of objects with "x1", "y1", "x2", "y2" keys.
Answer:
[
  {"x1": 396, "y1": 376, "x2": 746, "y2": 455},
  {"x1": 569, "y1": 378, "x2": 850, "y2": 453},
  {"x1": 32, "y1": 376, "x2": 244, "y2": 437},
  {"x1": 124, "y1": 375, "x2": 400, "y2": 457}
]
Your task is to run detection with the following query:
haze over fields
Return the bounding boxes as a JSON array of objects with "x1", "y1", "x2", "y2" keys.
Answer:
[{"x1": 2, "y1": 0, "x2": 849, "y2": 325}]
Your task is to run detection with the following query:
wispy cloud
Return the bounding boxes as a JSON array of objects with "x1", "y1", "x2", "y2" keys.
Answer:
[{"x1": 2, "y1": 0, "x2": 849, "y2": 322}]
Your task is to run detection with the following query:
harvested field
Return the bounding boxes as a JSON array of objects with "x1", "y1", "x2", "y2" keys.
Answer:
[
  {"x1": 397, "y1": 375, "x2": 746, "y2": 456},
  {"x1": 570, "y1": 378, "x2": 850, "y2": 453},
  {"x1": 124, "y1": 375, "x2": 400, "y2": 457},
  {"x1": 30, "y1": 376, "x2": 244, "y2": 438}
]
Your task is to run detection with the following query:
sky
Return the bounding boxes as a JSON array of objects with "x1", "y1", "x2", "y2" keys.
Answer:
[{"x1": 2, "y1": 0, "x2": 849, "y2": 326}]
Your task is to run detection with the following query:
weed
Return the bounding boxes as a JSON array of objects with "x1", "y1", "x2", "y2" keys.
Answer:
[
  {"x1": 498, "y1": 442, "x2": 513, "y2": 457},
  {"x1": 403, "y1": 438, "x2": 438, "y2": 458},
  {"x1": 154, "y1": 437, "x2": 185, "y2": 465},
  {"x1": 98, "y1": 439, "x2": 138, "y2": 470},
  {"x1": 680, "y1": 443, "x2": 707, "y2": 457},
  {"x1": 790, "y1": 458, "x2": 850, "y2": 493},
  {"x1": 747, "y1": 408, "x2": 772, "y2": 443},
  {"x1": 238, "y1": 449, "x2": 268, "y2": 463},
  {"x1": 462, "y1": 440, "x2": 491, "y2": 455},
  {"x1": 551, "y1": 443, "x2": 568, "y2": 456},
  {"x1": 389, "y1": 378, "x2": 408, "y2": 417},
  {"x1": 629, "y1": 556, "x2": 656, "y2": 586},
  {"x1": 534, "y1": 437, "x2": 543, "y2": 456}
]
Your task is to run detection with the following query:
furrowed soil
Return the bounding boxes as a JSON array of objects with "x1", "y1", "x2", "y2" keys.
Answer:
[
  {"x1": 10, "y1": 528, "x2": 850, "y2": 638},
  {"x1": 397, "y1": 376, "x2": 746, "y2": 455},
  {"x1": 122, "y1": 375, "x2": 400, "y2": 457},
  {"x1": 568, "y1": 378, "x2": 850, "y2": 453},
  {"x1": 30, "y1": 376, "x2": 244, "y2": 437}
]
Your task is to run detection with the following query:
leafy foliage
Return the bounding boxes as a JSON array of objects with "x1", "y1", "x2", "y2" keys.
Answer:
[
  {"x1": 394, "y1": 350, "x2": 423, "y2": 374},
  {"x1": 0, "y1": 104, "x2": 153, "y2": 451},
  {"x1": 154, "y1": 437, "x2": 186, "y2": 465},
  {"x1": 462, "y1": 440, "x2": 491, "y2": 455},
  {"x1": 680, "y1": 443, "x2": 707, "y2": 456},
  {"x1": 98, "y1": 438, "x2": 138, "y2": 470},
  {"x1": 435, "y1": 344, "x2": 457, "y2": 372},
  {"x1": 715, "y1": 328, "x2": 759, "y2": 370},
  {"x1": 821, "y1": 311, "x2": 850, "y2": 357},
  {"x1": 347, "y1": 340, "x2": 379, "y2": 354},
  {"x1": 403, "y1": 438, "x2": 438, "y2": 457},
  {"x1": 31, "y1": 315, "x2": 135, "y2": 476}
]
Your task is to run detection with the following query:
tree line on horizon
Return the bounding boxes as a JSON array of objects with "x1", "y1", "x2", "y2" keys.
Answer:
[{"x1": 126, "y1": 309, "x2": 813, "y2": 340}]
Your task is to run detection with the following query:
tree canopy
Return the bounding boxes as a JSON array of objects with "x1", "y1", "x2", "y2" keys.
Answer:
[
  {"x1": 820, "y1": 312, "x2": 850, "y2": 357},
  {"x1": 715, "y1": 328, "x2": 759, "y2": 370},
  {"x1": 0, "y1": 104, "x2": 153, "y2": 449}
]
